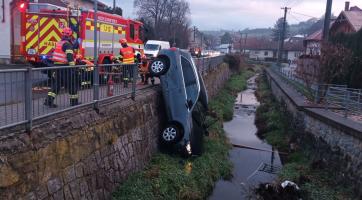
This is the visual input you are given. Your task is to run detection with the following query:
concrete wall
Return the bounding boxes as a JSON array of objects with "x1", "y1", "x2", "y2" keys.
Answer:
[
  {"x1": 0, "y1": 62, "x2": 232, "y2": 199},
  {"x1": 265, "y1": 68, "x2": 362, "y2": 197},
  {"x1": 0, "y1": 0, "x2": 11, "y2": 64}
]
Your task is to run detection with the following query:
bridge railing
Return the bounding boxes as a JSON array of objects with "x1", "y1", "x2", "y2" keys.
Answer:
[{"x1": 0, "y1": 63, "x2": 138, "y2": 131}]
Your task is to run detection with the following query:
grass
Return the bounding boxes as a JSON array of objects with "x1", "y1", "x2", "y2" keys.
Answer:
[
  {"x1": 113, "y1": 68, "x2": 255, "y2": 200},
  {"x1": 255, "y1": 72, "x2": 356, "y2": 200}
]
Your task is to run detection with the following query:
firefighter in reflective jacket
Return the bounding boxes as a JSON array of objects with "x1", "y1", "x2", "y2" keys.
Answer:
[
  {"x1": 44, "y1": 27, "x2": 80, "y2": 107},
  {"x1": 119, "y1": 39, "x2": 135, "y2": 88}
]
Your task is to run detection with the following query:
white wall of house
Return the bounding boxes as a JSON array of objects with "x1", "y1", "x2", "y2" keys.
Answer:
[
  {"x1": 0, "y1": 0, "x2": 11, "y2": 64},
  {"x1": 287, "y1": 51, "x2": 303, "y2": 62},
  {"x1": 249, "y1": 50, "x2": 274, "y2": 60}
]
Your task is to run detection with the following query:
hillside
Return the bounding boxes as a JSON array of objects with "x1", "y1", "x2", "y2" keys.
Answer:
[{"x1": 203, "y1": 17, "x2": 323, "y2": 39}]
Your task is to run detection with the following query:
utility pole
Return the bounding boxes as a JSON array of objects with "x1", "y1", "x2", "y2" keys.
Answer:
[
  {"x1": 278, "y1": 7, "x2": 290, "y2": 64},
  {"x1": 193, "y1": 26, "x2": 197, "y2": 42},
  {"x1": 239, "y1": 31, "x2": 243, "y2": 55},
  {"x1": 113, "y1": 0, "x2": 116, "y2": 14},
  {"x1": 244, "y1": 33, "x2": 248, "y2": 54},
  {"x1": 322, "y1": 0, "x2": 333, "y2": 41}
]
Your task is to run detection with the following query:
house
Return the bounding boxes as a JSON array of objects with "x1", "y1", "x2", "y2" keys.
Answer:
[
  {"x1": 297, "y1": 2, "x2": 362, "y2": 83},
  {"x1": 217, "y1": 44, "x2": 233, "y2": 54},
  {"x1": 303, "y1": 2, "x2": 362, "y2": 56},
  {"x1": 304, "y1": 29, "x2": 323, "y2": 56},
  {"x1": 284, "y1": 40, "x2": 304, "y2": 62},
  {"x1": 329, "y1": 3, "x2": 362, "y2": 36},
  {"x1": 234, "y1": 37, "x2": 304, "y2": 62}
]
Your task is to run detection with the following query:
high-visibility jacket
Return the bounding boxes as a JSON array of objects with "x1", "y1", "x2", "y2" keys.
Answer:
[
  {"x1": 139, "y1": 60, "x2": 149, "y2": 75},
  {"x1": 120, "y1": 46, "x2": 135, "y2": 64},
  {"x1": 51, "y1": 40, "x2": 75, "y2": 65}
]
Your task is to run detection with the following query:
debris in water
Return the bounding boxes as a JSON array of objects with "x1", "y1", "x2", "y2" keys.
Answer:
[
  {"x1": 281, "y1": 181, "x2": 300, "y2": 190},
  {"x1": 256, "y1": 182, "x2": 302, "y2": 200}
]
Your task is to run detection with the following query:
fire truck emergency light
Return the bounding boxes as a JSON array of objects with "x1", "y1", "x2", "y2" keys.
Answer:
[{"x1": 18, "y1": 1, "x2": 28, "y2": 12}]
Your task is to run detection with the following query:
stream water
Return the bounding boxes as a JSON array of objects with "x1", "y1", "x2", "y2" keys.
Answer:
[{"x1": 209, "y1": 75, "x2": 282, "y2": 200}]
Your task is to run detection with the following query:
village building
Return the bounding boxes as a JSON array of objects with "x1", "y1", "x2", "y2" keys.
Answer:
[{"x1": 233, "y1": 36, "x2": 304, "y2": 62}]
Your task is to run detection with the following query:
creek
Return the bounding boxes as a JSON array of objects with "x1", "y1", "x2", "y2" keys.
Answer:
[{"x1": 209, "y1": 75, "x2": 282, "y2": 200}]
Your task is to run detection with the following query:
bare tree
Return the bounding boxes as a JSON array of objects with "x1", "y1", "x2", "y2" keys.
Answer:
[{"x1": 134, "y1": 0, "x2": 191, "y2": 48}]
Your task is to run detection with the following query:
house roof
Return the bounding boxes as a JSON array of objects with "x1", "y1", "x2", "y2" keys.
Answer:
[
  {"x1": 305, "y1": 19, "x2": 336, "y2": 41},
  {"x1": 234, "y1": 37, "x2": 303, "y2": 51},
  {"x1": 342, "y1": 8, "x2": 362, "y2": 31},
  {"x1": 305, "y1": 29, "x2": 323, "y2": 41}
]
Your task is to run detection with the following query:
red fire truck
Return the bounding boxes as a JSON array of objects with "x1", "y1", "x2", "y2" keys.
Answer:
[{"x1": 17, "y1": 2, "x2": 143, "y2": 66}]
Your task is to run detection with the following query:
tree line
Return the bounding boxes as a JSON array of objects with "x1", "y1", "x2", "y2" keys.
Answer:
[{"x1": 134, "y1": 0, "x2": 191, "y2": 49}]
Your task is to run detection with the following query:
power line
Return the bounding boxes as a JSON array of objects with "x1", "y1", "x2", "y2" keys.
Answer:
[
  {"x1": 289, "y1": 12, "x2": 303, "y2": 23},
  {"x1": 291, "y1": 11, "x2": 318, "y2": 19},
  {"x1": 288, "y1": 0, "x2": 299, "y2": 7}
]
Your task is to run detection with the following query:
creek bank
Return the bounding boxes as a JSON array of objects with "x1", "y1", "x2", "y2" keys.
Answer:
[
  {"x1": 254, "y1": 72, "x2": 356, "y2": 200},
  {"x1": 113, "y1": 70, "x2": 254, "y2": 200}
]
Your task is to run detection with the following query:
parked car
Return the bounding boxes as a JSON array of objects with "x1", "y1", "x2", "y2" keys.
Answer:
[
  {"x1": 149, "y1": 48, "x2": 209, "y2": 156},
  {"x1": 144, "y1": 40, "x2": 171, "y2": 59}
]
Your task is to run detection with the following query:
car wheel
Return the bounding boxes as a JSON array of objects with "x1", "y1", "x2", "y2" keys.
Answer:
[
  {"x1": 149, "y1": 58, "x2": 169, "y2": 77},
  {"x1": 160, "y1": 124, "x2": 182, "y2": 144}
]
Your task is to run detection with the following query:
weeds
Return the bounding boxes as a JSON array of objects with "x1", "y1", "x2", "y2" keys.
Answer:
[{"x1": 113, "y1": 69, "x2": 254, "y2": 200}]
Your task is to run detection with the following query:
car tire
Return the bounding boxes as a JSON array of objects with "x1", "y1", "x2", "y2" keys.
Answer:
[
  {"x1": 149, "y1": 58, "x2": 169, "y2": 77},
  {"x1": 160, "y1": 124, "x2": 182, "y2": 145}
]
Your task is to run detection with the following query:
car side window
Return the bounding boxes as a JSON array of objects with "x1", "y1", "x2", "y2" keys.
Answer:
[{"x1": 181, "y1": 56, "x2": 199, "y2": 109}]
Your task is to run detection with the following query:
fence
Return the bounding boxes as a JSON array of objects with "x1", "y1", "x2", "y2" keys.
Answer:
[
  {"x1": 0, "y1": 63, "x2": 138, "y2": 131},
  {"x1": 270, "y1": 64, "x2": 362, "y2": 120},
  {"x1": 194, "y1": 55, "x2": 225, "y2": 75},
  {"x1": 0, "y1": 55, "x2": 226, "y2": 130}
]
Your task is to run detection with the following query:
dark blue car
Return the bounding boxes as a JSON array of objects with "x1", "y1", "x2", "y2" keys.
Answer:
[{"x1": 149, "y1": 48, "x2": 209, "y2": 156}]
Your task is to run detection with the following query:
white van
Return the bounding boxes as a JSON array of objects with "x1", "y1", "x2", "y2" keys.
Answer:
[{"x1": 144, "y1": 40, "x2": 170, "y2": 58}]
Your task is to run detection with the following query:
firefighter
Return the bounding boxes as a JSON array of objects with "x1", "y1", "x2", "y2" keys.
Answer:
[
  {"x1": 44, "y1": 27, "x2": 80, "y2": 108},
  {"x1": 75, "y1": 54, "x2": 94, "y2": 88},
  {"x1": 119, "y1": 39, "x2": 135, "y2": 88},
  {"x1": 139, "y1": 55, "x2": 155, "y2": 85}
]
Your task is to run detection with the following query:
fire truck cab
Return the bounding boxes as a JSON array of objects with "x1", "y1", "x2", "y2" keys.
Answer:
[{"x1": 15, "y1": 3, "x2": 143, "y2": 66}]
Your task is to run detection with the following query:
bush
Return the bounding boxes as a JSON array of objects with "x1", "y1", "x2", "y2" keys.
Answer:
[{"x1": 223, "y1": 54, "x2": 242, "y2": 72}]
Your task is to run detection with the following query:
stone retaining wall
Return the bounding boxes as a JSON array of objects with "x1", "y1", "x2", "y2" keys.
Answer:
[
  {"x1": 265, "y1": 68, "x2": 362, "y2": 196},
  {"x1": 0, "y1": 62, "x2": 231, "y2": 200}
]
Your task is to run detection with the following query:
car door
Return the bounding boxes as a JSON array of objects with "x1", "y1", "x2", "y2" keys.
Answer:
[{"x1": 181, "y1": 56, "x2": 200, "y2": 110}]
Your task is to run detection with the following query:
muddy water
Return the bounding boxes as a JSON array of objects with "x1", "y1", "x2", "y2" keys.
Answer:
[{"x1": 209, "y1": 75, "x2": 282, "y2": 200}]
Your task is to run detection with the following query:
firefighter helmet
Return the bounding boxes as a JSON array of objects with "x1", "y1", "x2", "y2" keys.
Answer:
[
  {"x1": 62, "y1": 27, "x2": 73, "y2": 37},
  {"x1": 119, "y1": 38, "x2": 127, "y2": 45}
]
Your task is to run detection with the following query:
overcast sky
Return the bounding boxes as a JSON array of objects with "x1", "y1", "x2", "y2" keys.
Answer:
[{"x1": 102, "y1": 0, "x2": 362, "y2": 30}]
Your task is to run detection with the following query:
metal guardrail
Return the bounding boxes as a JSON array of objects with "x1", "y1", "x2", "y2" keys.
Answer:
[
  {"x1": 0, "y1": 55, "x2": 226, "y2": 131},
  {"x1": 269, "y1": 64, "x2": 362, "y2": 121},
  {"x1": 0, "y1": 63, "x2": 138, "y2": 131}
]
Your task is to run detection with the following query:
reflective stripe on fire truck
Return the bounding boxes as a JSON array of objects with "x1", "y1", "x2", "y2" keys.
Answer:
[{"x1": 25, "y1": 15, "x2": 79, "y2": 57}]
